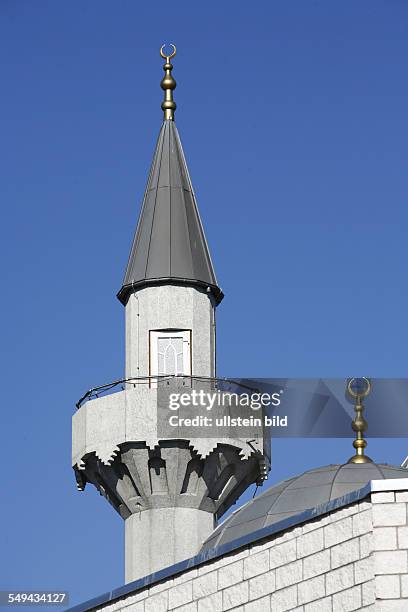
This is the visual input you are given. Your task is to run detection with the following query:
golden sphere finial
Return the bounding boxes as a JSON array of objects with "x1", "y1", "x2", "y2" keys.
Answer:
[
  {"x1": 160, "y1": 43, "x2": 177, "y2": 121},
  {"x1": 346, "y1": 377, "x2": 373, "y2": 464}
]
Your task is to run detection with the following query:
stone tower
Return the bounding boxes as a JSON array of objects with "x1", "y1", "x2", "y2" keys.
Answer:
[{"x1": 72, "y1": 46, "x2": 270, "y2": 584}]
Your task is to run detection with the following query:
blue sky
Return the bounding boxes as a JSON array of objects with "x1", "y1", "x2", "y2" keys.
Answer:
[{"x1": 1, "y1": 1, "x2": 408, "y2": 608}]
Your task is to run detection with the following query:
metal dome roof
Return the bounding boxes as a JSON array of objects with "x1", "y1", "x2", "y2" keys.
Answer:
[{"x1": 201, "y1": 462, "x2": 408, "y2": 551}]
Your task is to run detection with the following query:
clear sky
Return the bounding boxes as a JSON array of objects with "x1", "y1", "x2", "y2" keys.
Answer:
[{"x1": 1, "y1": 1, "x2": 408, "y2": 609}]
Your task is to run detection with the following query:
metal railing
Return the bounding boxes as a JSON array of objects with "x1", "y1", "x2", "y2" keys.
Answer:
[{"x1": 76, "y1": 375, "x2": 258, "y2": 409}]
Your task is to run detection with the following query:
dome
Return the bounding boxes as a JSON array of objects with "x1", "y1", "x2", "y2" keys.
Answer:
[{"x1": 201, "y1": 462, "x2": 408, "y2": 551}]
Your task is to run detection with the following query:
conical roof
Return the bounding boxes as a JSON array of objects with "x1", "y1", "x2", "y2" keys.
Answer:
[{"x1": 117, "y1": 120, "x2": 223, "y2": 305}]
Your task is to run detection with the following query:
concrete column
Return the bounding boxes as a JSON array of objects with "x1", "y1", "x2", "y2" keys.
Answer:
[{"x1": 125, "y1": 507, "x2": 214, "y2": 582}]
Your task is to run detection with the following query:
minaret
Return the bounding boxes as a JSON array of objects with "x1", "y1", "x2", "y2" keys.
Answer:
[{"x1": 72, "y1": 46, "x2": 270, "y2": 584}]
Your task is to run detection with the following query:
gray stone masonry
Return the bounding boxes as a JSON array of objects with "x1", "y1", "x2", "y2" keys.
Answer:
[{"x1": 89, "y1": 480, "x2": 408, "y2": 612}]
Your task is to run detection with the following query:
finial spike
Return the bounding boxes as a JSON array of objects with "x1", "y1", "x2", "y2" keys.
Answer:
[
  {"x1": 160, "y1": 43, "x2": 177, "y2": 120},
  {"x1": 347, "y1": 377, "x2": 373, "y2": 464}
]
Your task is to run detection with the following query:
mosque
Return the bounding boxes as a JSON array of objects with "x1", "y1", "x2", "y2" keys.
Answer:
[{"x1": 70, "y1": 47, "x2": 408, "y2": 612}]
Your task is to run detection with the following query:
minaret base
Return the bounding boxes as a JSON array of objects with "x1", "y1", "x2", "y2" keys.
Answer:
[{"x1": 125, "y1": 507, "x2": 214, "y2": 583}]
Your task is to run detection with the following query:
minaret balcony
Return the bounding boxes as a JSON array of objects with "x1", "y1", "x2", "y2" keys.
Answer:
[
  {"x1": 72, "y1": 375, "x2": 270, "y2": 521},
  {"x1": 73, "y1": 375, "x2": 269, "y2": 465}
]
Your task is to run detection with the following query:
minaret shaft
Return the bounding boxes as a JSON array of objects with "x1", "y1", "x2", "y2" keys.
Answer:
[
  {"x1": 125, "y1": 285, "x2": 216, "y2": 380},
  {"x1": 125, "y1": 508, "x2": 213, "y2": 581}
]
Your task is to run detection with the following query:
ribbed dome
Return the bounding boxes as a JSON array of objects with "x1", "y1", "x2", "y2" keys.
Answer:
[{"x1": 201, "y1": 462, "x2": 408, "y2": 551}]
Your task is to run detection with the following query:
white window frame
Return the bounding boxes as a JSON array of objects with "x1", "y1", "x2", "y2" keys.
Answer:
[{"x1": 149, "y1": 330, "x2": 192, "y2": 386}]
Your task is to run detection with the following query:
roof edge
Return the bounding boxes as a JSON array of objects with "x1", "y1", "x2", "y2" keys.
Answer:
[{"x1": 117, "y1": 277, "x2": 224, "y2": 306}]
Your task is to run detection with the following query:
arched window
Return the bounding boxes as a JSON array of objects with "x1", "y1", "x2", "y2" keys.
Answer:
[{"x1": 150, "y1": 330, "x2": 191, "y2": 380}]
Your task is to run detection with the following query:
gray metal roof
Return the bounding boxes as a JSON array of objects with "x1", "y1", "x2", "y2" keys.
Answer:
[
  {"x1": 117, "y1": 120, "x2": 223, "y2": 305},
  {"x1": 201, "y1": 462, "x2": 408, "y2": 551}
]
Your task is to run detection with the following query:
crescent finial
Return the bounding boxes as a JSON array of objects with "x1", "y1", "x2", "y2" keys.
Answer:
[
  {"x1": 347, "y1": 377, "x2": 371, "y2": 400},
  {"x1": 160, "y1": 43, "x2": 177, "y2": 61}
]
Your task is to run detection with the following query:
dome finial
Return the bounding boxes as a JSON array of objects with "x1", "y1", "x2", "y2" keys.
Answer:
[
  {"x1": 347, "y1": 377, "x2": 373, "y2": 464},
  {"x1": 160, "y1": 43, "x2": 177, "y2": 121}
]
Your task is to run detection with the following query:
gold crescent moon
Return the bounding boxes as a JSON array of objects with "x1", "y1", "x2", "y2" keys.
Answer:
[
  {"x1": 347, "y1": 377, "x2": 371, "y2": 399},
  {"x1": 160, "y1": 43, "x2": 177, "y2": 60}
]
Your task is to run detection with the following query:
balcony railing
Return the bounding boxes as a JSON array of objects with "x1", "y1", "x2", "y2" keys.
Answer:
[{"x1": 76, "y1": 375, "x2": 258, "y2": 410}]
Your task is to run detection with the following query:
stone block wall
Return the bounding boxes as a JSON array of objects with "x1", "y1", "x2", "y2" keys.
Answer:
[
  {"x1": 371, "y1": 490, "x2": 408, "y2": 611},
  {"x1": 93, "y1": 490, "x2": 408, "y2": 612}
]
